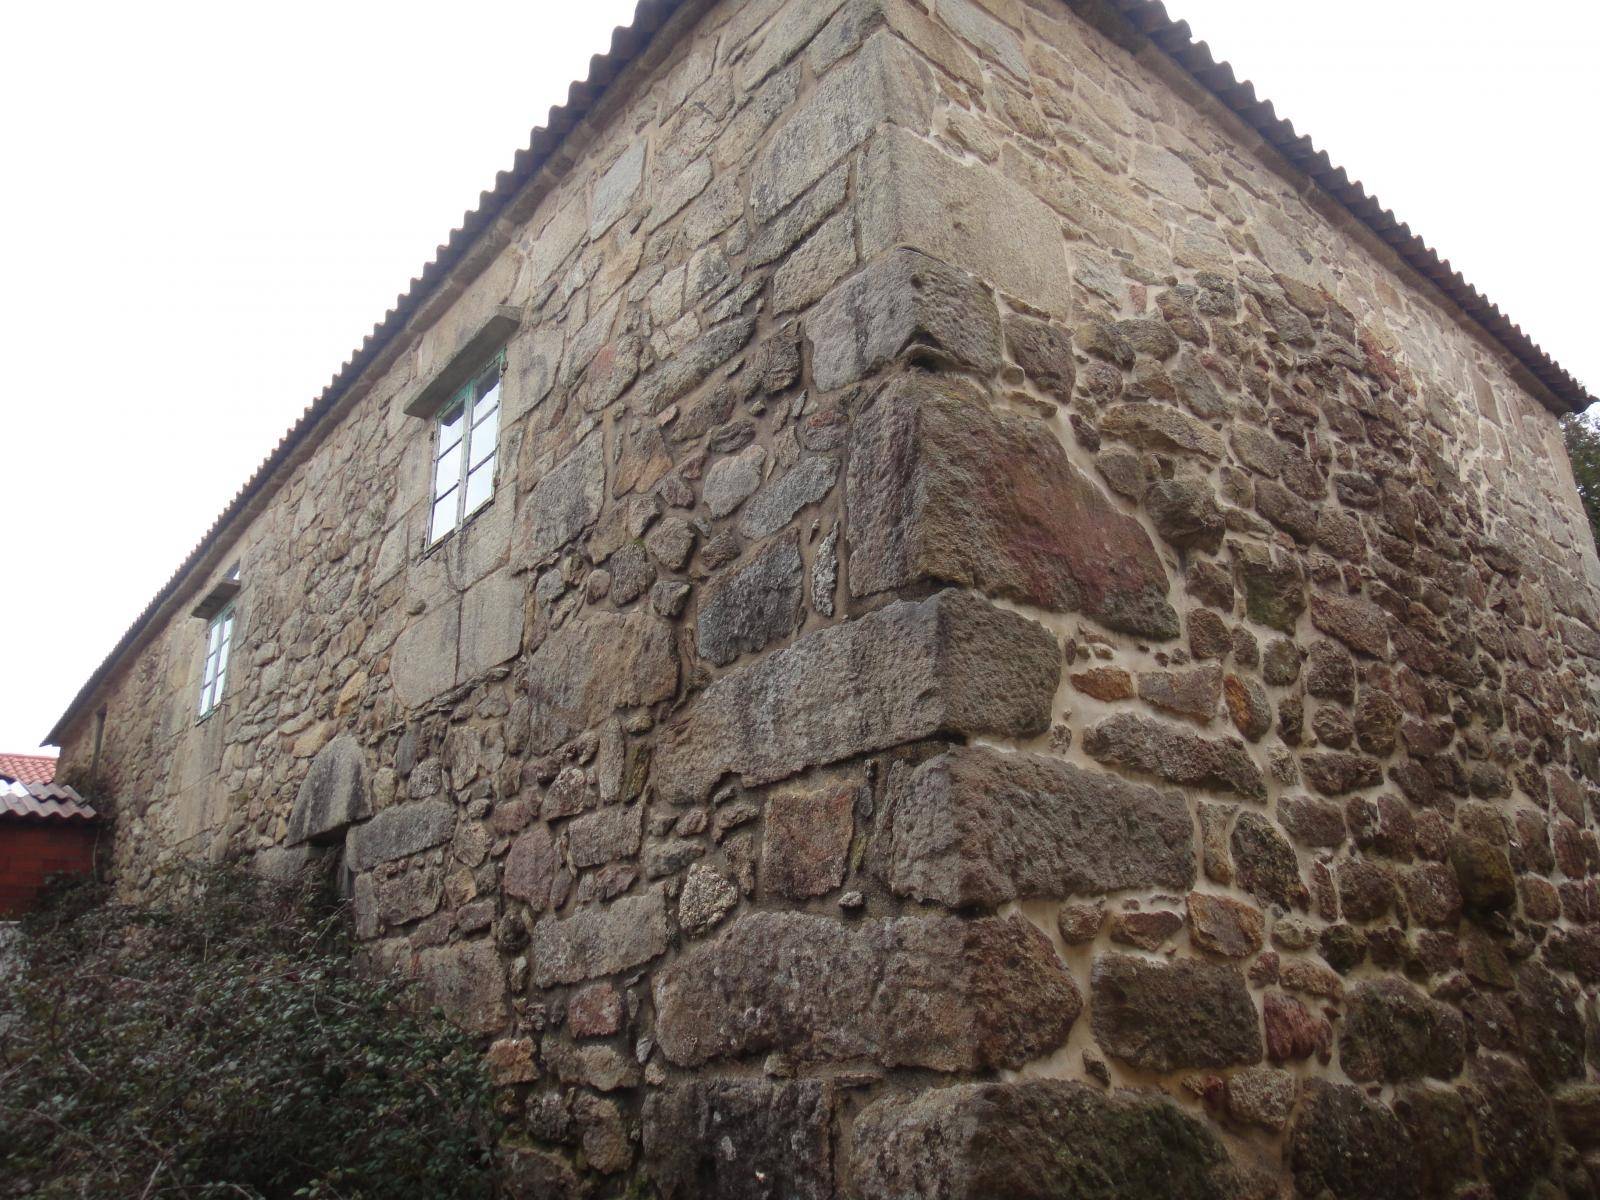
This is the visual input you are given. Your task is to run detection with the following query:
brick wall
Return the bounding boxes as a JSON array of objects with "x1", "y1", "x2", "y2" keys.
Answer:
[{"x1": 0, "y1": 823, "x2": 98, "y2": 916}]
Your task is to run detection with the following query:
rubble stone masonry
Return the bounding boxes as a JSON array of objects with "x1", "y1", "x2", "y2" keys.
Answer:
[{"x1": 55, "y1": 0, "x2": 1600, "y2": 1195}]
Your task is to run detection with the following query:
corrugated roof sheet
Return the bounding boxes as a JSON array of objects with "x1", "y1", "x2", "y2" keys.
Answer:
[
  {"x1": 48, "y1": 0, "x2": 1595, "y2": 747},
  {"x1": 0, "y1": 780, "x2": 97, "y2": 823},
  {"x1": 0, "y1": 753, "x2": 57, "y2": 787}
]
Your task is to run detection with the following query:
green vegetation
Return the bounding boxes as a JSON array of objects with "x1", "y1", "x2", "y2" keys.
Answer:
[
  {"x1": 1563, "y1": 410, "x2": 1600, "y2": 552},
  {"x1": 0, "y1": 864, "x2": 502, "y2": 1199}
]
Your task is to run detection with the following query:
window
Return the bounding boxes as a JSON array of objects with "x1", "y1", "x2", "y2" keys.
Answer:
[
  {"x1": 198, "y1": 603, "x2": 234, "y2": 717},
  {"x1": 429, "y1": 353, "x2": 503, "y2": 544},
  {"x1": 195, "y1": 563, "x2": 240, "y2": 718}
]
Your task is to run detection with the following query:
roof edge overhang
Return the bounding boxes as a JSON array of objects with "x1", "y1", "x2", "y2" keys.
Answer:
[
  {"x1": 48, "y1": 0, "x2": 1595, "y2": 746},
  {"x1": 44, "y1": 0, "x2": 699, "y2": 747},
  {"x1": 1079, "y1": 0, "x2": 1594, "y2": 418}
]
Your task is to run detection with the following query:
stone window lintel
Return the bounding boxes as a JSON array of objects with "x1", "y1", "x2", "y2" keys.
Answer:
[{"x1": 401, "y1": 306, "x2": 522, "y2": 419}]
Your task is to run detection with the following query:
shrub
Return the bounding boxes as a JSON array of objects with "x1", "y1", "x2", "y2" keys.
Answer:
[
  {"x1": 0, "y1": 863, "x2": 502, "y2": 1198},
  {"x1": 1564, "y1": 411, "x2": 1600, "y2": 553}
]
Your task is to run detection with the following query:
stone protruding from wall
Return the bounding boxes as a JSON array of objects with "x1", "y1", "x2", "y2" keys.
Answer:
[{"x1": 58, "y1": 0, "x2": 1600, "y2": 1195}]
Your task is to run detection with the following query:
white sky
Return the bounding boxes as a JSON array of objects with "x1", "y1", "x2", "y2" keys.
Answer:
[{"x1": 2, "y1": 0, "x2": 1596, "y2": 753}]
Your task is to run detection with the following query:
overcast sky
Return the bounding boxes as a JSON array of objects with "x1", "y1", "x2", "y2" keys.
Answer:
[{"x1": 2, "y1": 0, "x2": 1596, "y2": 755}]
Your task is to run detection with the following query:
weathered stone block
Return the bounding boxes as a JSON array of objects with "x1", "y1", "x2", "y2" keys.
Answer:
[
  {"x1": 525, "y1": 608, "x2": 678, "y2": 753},
  {"x1": 1186, "y1": 893, "x2": 1264, "y2": 958},
  {"x1": 847, "y1": 375, "x2": 1178, "y2": 637},
  {"x1": 882, "y1": 745, "x2": 1194, "y2": 907},
  {"x1": 1471, "y1": 1055, "x2": 1558, "y2": 1199},
  {"x1": 1101, "y1": 403, "x2": 1226, "y2": 459},
  {"x1": 654, "y1": 589, "x2": 1058, "y2": 802},
  {"x1": 734, "y1": 454, "x2": 837, "y2": 540},
  {"x1": 1090, "y1": 955, "x2": 1262, "y2": 1071},
  {"x1": 1310, "y1": 591, "x2": 1392, "y2": 659},
  {"x1": 1231, "y1": 810, "x2": 1309, "y2": 909},
  {"x1": 286, "y1": 735, "x2": 370, "y2": 846},
  {"x1": 761, "y1": 775, "x2": 855, "y2": 899},
  {"x1": 634, "y1": 317, "x2": 756, "y2": 415},
  {"x1": 390, "y1": 599, "x2": 459, "y2": 709},
  {"x1": 653, "y1": 911, "x2": 1078, "y2": 1070},
  {"x1": 1082, "y1": 712, "x2": 1265, "y2": 799},
  {"x1": 1392, "y1": 1085, "x2": 1479, "y2": 1200},
  {"x1": 857, "y1": 125, "x2": 1070, "y2": 316},
  {"x1": 643, "y1": 1079, "x2": 835, "y2": 1200},
  {"x1": 1289, "y1": 1082, "x2": 1419, "y2": 1200},
  {"x1": 410, "y1": 939, "x2": 506, "y2": 1034},
  {"x1": 751, "y1": 32, "x2": 932, "y2": 222},
  {"x1": 566, "y1": 804, "x2": 643, "y2": 869},
  {"x1": 522, "y1": 433, "x2": 606, "y2": 569},
  {"x1": 504, "y1": 822, "x2": 570, "y2": 912},
  {"x1": 695, "y1": 531, "x2": 803, "y2": 666},
  {"x1": 347, "y1": 800, "x2": 454, "y2": 871},
  {"x1": 849, "y1": 1080, "x2": 1236, "y2": 1200},
  {"x1": 456, "y1": 569, "x2": 524, "y2": 683},
  {"x1": 1338, "y1": 978, "x2": 1466, "y2": 1083},
  {"x1": 809, "y1": 249, "x2": 1000, "y2": 391},
  {"x1": 529, "y1": 887, "x2": 669, "y2": 988},
  {"x1": 589, "y1": 140, "x2": 644, "y2": 238},
  {"x1": 1231, "y1": 541, "x2": 1305, "y2": 633},
  {"x1": 1003, "y1": 312, "x2": 1075, "y2": 401}
]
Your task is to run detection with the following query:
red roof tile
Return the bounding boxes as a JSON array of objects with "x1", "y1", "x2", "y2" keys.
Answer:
[
  {"x1": 0, "y1": 753, "x2": 56, "y2": 787},
  {"x1": 0, "y1": 780, "x2": 96, "y2": 823}
]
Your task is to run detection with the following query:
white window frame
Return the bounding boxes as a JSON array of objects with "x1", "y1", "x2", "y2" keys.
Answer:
[
  {"x1": 428, "y1": 353, "x2": 504, "y2": 545},
  {"x1": 198, "y1": 602, "x2": 234, "y2": 718}
]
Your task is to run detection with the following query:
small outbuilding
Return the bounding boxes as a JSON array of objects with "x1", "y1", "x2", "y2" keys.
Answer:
[{"x1": 0, "y1": 754, "x2": 99, "y2": 916}]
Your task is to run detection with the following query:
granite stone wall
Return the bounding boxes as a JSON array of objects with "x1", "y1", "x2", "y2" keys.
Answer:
[{"x1": 57, "y1": 0, "x2": 1600, "y2": 1196}]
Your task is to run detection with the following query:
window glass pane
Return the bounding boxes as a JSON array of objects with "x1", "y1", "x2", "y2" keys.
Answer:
[
  {"x1": 434, "y1": 442, "x2": 463, "y2": 496},
  {"x1": 477, "y1": 376, "x2": 501, "y2": 414},
  {"x1": 470, "y1": 407, "x2": 498, "y2": 468},
  {"x1": 220, "y1": 611, "x2": 234, "y2": 645},
  {"x1": 202, "y1": 654, "x2": 217, "y2": 690},
  {"x1": 464, "y1": 459, "x2": 494, "y2": 514},
  {"x1": 199, "y1": 683, "x2": 211, "y2": 716},
  {"x1": 215, "y1": 655, "x2": 229, "y2": 699},
  {"x1": 430, "y1": 489, "x2": 458, "y2": 542},
  {"x1": 216, "y1": 638, "x2": 230, "y2": 680},
  {"x1": 438, "y1": 402, "x2": 465, "y2": 453}
]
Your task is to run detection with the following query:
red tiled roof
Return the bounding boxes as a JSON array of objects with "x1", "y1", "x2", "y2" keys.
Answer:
[
  {"x1": 0, "y1": 780, "x2": 96, "y2": 823},
  {"x1": 47, "y1": 0, "x2": 1596, "y2": 749},
  {"x1": 0, "y1": 753, "x2": 56, "y2": 787}
]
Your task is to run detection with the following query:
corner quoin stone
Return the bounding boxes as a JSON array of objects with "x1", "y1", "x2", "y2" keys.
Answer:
[
  {"x1": 653, "y1": 910, "x2": 1079, "y2": 1071},
  {"x1": 848, "y1": 373, "x2": 1178, "y2": 638},
  {"x1": 750, "y1": 31, "x2": 933, "y2": 223},
  {"x1": 857, "y1": 124, "x2": 1072, "y2": 317},
  {"x1": 653, "y1": 588, "x2": 1059, "y2": 803},
  {"x1": 882, "y1": 745, "x2": 1195, "y2": 907},
  {"x1": 808, "y1": 248, "x2": 1001, "y2": 391}
]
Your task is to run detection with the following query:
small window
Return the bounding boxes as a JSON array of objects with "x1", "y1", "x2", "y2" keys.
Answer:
[
  {"x1": 198, "y1": 602, "x2": 234, "y2": 717},
  {"x1": 429, "y1": 354, "x2": 503, "y2": 544}
]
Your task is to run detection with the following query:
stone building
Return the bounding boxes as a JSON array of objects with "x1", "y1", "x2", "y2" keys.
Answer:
[{"x1": 47, "y1": 0, "x2": 1600, "y2": 1194}]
